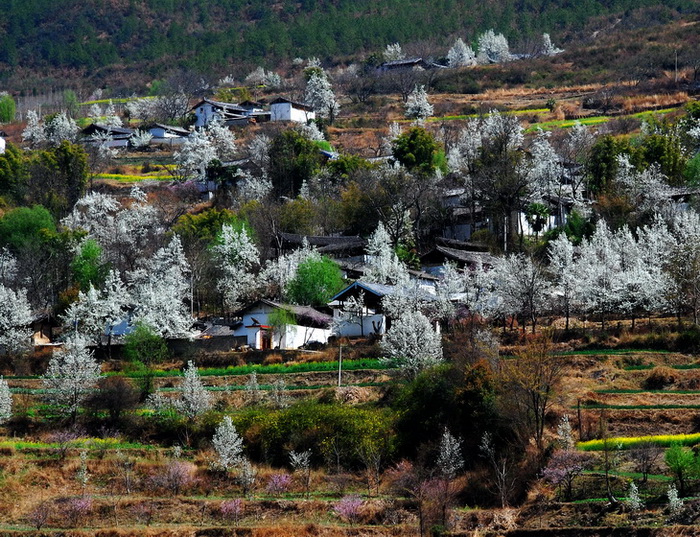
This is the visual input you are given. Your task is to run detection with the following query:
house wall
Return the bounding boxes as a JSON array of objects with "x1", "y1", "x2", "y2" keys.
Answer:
[
  {"x1": 280, "y1": 325, "x2": 331, "y2": 348},
  {"x1": 232, "y1": 303, "x2": 329, "y2": 349},
  {"x1": 194, "y1": 103, "x2": 219, "y2": 127},
  {"x1": 332, "y1": 312, "x2": 386, "y2": 338},
  {"x1": 151, "y1": 137, "x2": 187, "y2": 146},
  {"x1": 270, "y1": 103, "x2": 314, "y2": 123}
]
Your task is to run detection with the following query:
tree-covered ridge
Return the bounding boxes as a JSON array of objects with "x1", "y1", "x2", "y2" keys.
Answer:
[{"x1": 0, "y1": 0, "x2": 698, "y2": 75}]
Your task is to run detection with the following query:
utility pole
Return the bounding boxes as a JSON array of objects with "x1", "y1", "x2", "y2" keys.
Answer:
[{"x1": 338, "y1": 343, "x2": 344, "y2": 387}]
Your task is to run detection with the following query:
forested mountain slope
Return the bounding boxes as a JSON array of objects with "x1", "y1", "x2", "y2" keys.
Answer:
[{"x1": 0, "y1": 0, "x2": 698, "y2": 89}]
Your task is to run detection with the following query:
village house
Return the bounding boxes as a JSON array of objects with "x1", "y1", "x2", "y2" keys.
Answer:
[
  {"x1": 269, "y1": 97, "x2": 315, "y2": 123},
  {"x1": 144, "y1": 123, "x2": 191, "y2": 146},
  {"x1": 232, "y1": 299, "x2": 332, "y2": 350},
  {"x1": 80, "y1": 124, "x2": 135, "y2": 148}
]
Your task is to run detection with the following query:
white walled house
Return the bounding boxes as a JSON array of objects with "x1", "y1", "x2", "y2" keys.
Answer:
[
  {"x1": 270, "y1": 97, "x2": 315, "y2": 123},
  {"x1": 0, "y1": 136, "x2": 5, "y2": 154},
  {"x1": 328, "y1": 281, "x2": 393, "y2": 338},
  {"x1": 233, "y1": 299, "x2": 332, "y2": 350},
  {"x1": 191, "y1": 99, "x2": 248, "y2": 127}
]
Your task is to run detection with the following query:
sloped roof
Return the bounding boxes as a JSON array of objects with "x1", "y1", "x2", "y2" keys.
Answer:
[
  {"x1": 191, "y1": 99, "x2": 248, "y2": 114},
  {"x1": 238, "y1": 299, "x2": 332, "y2": 328},
  {"x1": 269, "y1": 97, "x2": 314, "y2": 112},
  {"x1": 421, "y1": 245, "x2": 497, "y2": 268},
  {"x1": 145, "y1": 123, "x2": 191, "y2": 136},
  {"x1": 81, "y1": 123, "x2": 134, "y2": 137}
]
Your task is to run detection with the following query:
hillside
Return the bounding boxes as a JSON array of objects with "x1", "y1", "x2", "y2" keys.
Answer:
[{"x1": 0, "y1": 0, "x2": 699, "y2": 93}]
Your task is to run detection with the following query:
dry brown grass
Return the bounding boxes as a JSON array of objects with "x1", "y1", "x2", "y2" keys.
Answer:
[{"x1": 622, "y1": 92, "x2": 689, "y2": 113}]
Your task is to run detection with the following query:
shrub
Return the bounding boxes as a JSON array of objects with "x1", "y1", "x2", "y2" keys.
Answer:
[
  {"x1": 333, "y1": 495, "x2": 363, "y2": 524},
  {"x1": 265, "y1": 473, "x2": 292, "y2": 496},
  {"x1": 63, "y1": 496, "x2": 93, "y2": 527},
  {"x1": 643, "y1": 366, "x2": 676, "y2": 390},
  {"x1": 220, "y1": 499, "x2": 244, "y2": 525}
]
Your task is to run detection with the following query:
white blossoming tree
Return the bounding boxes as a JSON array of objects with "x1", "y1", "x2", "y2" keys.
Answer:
[
  {"x1": 383, "y1": 42, "x2": 405, "y2": 62},
  {"x1": 42, "y1": 334, "x2": 101, "y2": 421},
  {"x1": 405, "y1": 85, "x2": 433, "y2": 120},
  {"x1": 174, "y1": 129, "x2": 217, "y2": 181},
  {"x1": 62, "y1": 270, "x2": 130, "y2": 345},
  {"x1": 129, "y1": 237, "x2": 192, "y2": 338},
  {"x1": 305, "y1": 72, "x2": 340, "y2": 123},
  {"x1": 175, "y1": 360, "x2": 212, "y2": 419},
  {"x1": 437, "y1": 428, "x2": 464, "y2": 479},
  {"x1": 447, "y1": 38, "x2": 476, "y2": 67},
  {"x1": 212, "y1": 223, "x2": 260, "y2": 311},
  {"x1": 477, "y1": 29, "x2": 511, "y2": 64},
  {"x1": 380, "y1": 310, "x2": 442, "y2": 378},
  {"x1": 212, "y1": 415, "x2": 244, "y2": 471},
  {"x1": 22, "y1": 110, "x2": 46, "y2": 147},
  {"x1": 364, "y1": 222, "x2": 409, "y2": 286},
  {"x1": 541, "y1": 33, "x2": 563, "y2": 56},
  {"x1": 0, "y1": 376, "x2": 12, "y2": 424},
  {"x1": 0, "y1": 284, "x2": 32, "y2": 355}
]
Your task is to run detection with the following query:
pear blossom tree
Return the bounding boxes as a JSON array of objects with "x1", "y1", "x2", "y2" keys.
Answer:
[
  {"x1": 0, "y1": 284, "x2": 32, "y2": 355},
  {"x1": 103, "y1": 100, "x2": 122, "y2": 127},
  {"x1": 437, "y1": 428, "x2": 464, "y2": 479},
  {"x1": 22, "y1": 110, "x2": 46, "y2": 147},
  {"x1": 614, "y1": 155, "x2": 671, "y2": 214},
  {"x1": 212, "y1": 223, "x2": 260, "y2": 311},
  {"x1": 22, "y1": 110, "x2": 79, "y2": 147},
  {"x1": 527, "y1": 129, "x2": 565, "y2": 220},
  {"x1": 383, "y1": 43, "x2": 405, "y2": 62},
  {"x1": 477, "y1": 30, "x2": 511, "y2": 64},
  {"x1": 62, "y1": 188, "x2": 162, "y2": 273},
  {"x1": 381, "y1": 310, "x2": 442, "y2": 378},
  {"x1": 175, "y1": 360, "x2": 212, "y2": 419},
  {"x1": 129, "y1": 237, "x2": 192, "y2": 338},
  {"x1": 447, "y1": 38, "x2": 476, "y2": 67},
  {"x1": 174, "y1": 129, "x2": 217, "y2": 181},
  {"x1": 492, "y1": 254, "x2": 550, "y2": 333},
  {"x1": 447, "y1": 119, "x2": 483, "y2": 228},
  {"x1": 548, "y1": 233, "x2": 579, "y2": 331},
  {"x1": 364, "y1": 222, "x2": 410, "y2": 286},
  {"x1": 62, "y1": 270, "x2": 130, "y2": 346},
  {"x1": 212, "y1": 416, "x2": 244, "y2": 471},
  {"x1": 0, "y1": 248, "x2": 17, "y2": 284},
  {"x1": 44, "y1": 112, "x2": 79, "y2": 145},
  {"x1": 130, "y1": 129, "x2": 153, "y2": 150},
  {"x1": 42, "y1": 334, "x2": 101, "y2": 421},
  {"x1": 573, "y1": 222, "x2": 621, "y2": 329},
  {"x1": 405, "y1": 85, "x2": 433, "y2": 120},
  {"x1": 305, "y1": 72, "x2": 340, "y2": 123},
  {"x1": 0, "y1": 376, "x2": 11, "y2": 424},
  {"x1": 541, "y1": 33, "x2": 564, "y2": 56}
]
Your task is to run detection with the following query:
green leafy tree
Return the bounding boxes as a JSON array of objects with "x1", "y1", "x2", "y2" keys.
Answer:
[
  {"x1": 27, "y1": 141, "x2": 88, "y2": 219},
  {"x1": 268, "y1": 308, "x2": 297, "y2": 348},
  {"x1": 269, "y1": 130, "x2": 322, "y2": 198},
  {"x1": 0, "y1": 142, "x2": 28, "y2": 203},
  {"x1": 0, "y1": 205, "x2": 56, "y2": 251},
  {"x1": 123, "y1": 322, "x2": 169, "y2": 366},
  {"x1": 665, "y1": 443, "x2": 699, "y2": 497},
  {"x1": 0, "y1": 94, "x2": 16, "y2": 123},
  {"x1": 392, "y1": 127, "x2": 441, "y2": 175},
  {"x1": 285, "y1": 255, "x2": 344, "y2": 307},
  {"x1": 71, "y1": 239, "x2": 108, "y2": 291},
  {"x1": 638, "y1": 133, "x2": 686, "y2": 186},
  {"x1": 586, "y1": 135, "x2": 633, "y2": 195}
]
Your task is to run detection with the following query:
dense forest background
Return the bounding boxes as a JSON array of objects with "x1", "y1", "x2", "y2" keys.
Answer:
[{"x1": 0, "y1": 0, "x2": 699, "y2": 93}]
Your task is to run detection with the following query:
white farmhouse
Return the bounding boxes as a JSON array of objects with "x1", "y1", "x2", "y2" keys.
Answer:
[
  {"x1": 270, "y1": 97, "x2": 315, "y2": 123},
  {"x1": 233, "y1": 299, "x2": 332, "y2": 350},
  {"x1": 191, "y1": 99, "x2": 248, "y2": 127}
]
